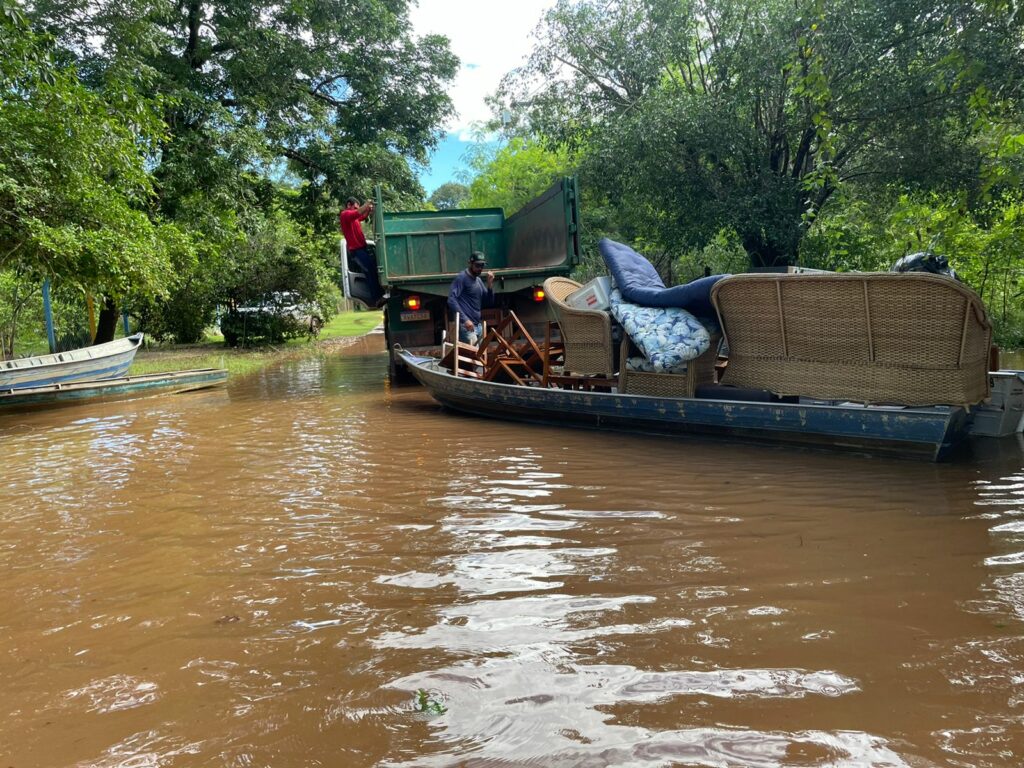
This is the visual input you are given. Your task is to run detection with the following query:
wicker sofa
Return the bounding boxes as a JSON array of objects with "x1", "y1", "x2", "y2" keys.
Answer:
[{"x1": 711, "y1": 272, "x2": 992, "y2": 406}]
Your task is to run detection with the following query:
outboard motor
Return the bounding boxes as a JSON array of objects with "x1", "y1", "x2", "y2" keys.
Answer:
[{"x1": 890, "y1": 251, "x2": 958, "y2": 281}]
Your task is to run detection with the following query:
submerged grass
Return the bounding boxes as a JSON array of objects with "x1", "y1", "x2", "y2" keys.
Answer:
[{"x1": 130, "y1": 309, "x2": 383, "y2": 377}]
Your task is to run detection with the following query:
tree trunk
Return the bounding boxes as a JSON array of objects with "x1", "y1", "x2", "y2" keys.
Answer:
[
  {"x1": 742, "y1": 233, "x2": 793, "y2": 270},
  {"x1": 94, "y1": 296, "x2": 119, "y2": 344}
]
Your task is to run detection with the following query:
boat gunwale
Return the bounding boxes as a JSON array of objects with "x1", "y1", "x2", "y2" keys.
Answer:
[
  {"x1": 397, "y1": 349, "x2": 968, "y2": 461},
  {"x1": 400, "y1": 351, "x2": 960, "y2": 419},
  {"x1": 0, "y1": 333, "x2": 144, "y2": 373},
  {"x1": 0, "y1": 367, "x2": 226, "y2": 397}
]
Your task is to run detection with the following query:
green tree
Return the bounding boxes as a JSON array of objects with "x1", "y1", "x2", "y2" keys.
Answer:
[
  {"x1": 428, "y1": 182, "x2": 470, "y2": 210},
  {"x1": 0, "y1": 3, "x2": 188, "y2": 350},
  {"x1": 464, "y1": 137, "x2": 571, "y2": 212},
  {"x1": 498, "y1": 0, "x2": 1024, "y2": 267},
  {"x1": 27, "y1": 0, "x2": 458, "y2": 340}
]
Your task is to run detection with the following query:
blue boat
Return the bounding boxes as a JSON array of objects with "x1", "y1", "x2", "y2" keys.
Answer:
[
  {"x1": 398, "y1": 350, "x2": 977, "y2": 461},
  {"x1": 0, "y1": 333, "x2": 144, "y2": 391},
  {"x1": 0, "y1": 368, "x2": 228, "y2": 411}
]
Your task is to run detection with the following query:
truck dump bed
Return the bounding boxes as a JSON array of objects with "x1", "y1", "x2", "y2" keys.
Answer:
[{"x1": 374, "y1": 177, "x2": 579, "y2": 295}]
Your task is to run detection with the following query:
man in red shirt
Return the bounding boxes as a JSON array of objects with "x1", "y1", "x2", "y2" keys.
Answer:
[{"x1": 339, "y1": 197, "x2": 383, "y2": 307}]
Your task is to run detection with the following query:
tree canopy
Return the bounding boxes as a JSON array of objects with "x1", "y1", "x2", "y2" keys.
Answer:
[
  {"x1": 428, "y1": 182, "x2": 470, "y2": 210},
  {"x1": 1, "y1": 0, "x2": 458, "y2": 348},
  {"x1": 0, "y1": 3, "x2": 186, "y2": 301},
  {"x1": 484, "y1": 0, "x2": 1024, "y2": 342},
  {"x1": 498, "y1": 0, "x2": 1024, "y2": 266}
]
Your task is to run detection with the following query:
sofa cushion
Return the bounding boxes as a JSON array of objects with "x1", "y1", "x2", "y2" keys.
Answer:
[
  {"x1": 599, "y1": 238, "x2": 728, "y2": 315},
  {"x1": 610, "y1": 288, "x2": 710, "y2": 371}
]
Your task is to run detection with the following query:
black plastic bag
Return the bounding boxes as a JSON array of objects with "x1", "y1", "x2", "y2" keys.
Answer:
[{"x1": 890, "y1": 252, "x2": 958, "y2": 281}]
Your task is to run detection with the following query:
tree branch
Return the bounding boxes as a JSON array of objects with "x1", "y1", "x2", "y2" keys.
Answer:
[{"x1": 279, "y1": 147, "x2": 329, "y2": 176}]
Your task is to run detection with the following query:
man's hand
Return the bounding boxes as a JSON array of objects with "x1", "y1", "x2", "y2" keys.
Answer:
[
  {"x1": 463, "y1": 319, "x2": 475, "y2": 331},
  {"x1": 485, "y1": 270, "x2": 495, "y2": 287}
]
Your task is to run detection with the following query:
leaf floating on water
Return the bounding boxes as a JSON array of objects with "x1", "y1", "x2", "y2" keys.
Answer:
[
  {"x1": 215, "y1": 615, "x2": 241, "y2": 624},
  {"x1": 413, "y1": 688, "x2": 447, "y2": 715}
]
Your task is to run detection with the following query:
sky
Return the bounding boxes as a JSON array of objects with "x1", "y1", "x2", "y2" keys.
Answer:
[{"x1": 409, "y1": 0, "x2": 556, "y2": 195}]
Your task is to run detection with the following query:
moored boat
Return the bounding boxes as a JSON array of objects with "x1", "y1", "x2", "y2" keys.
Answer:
[
  {"x1": 0, "y1": 368, "x2": 228, "y2": 410},
  {"x1": 0, "y1": 334, "x2": 144, "y2": 391},
  {"x1": 398, "y1": 349, "x2": 981, "y2": 461}
]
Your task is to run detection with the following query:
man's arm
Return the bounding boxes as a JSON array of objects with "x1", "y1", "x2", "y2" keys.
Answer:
[
  {"x1": 447, "y1": 274, "x2": 464, "y2": 319},
  {"x1": 482, "y1": 271, "x2": 495, "y2": 306},
  {"x1": 357, "y1": 200, "x2": 374, "y2": 219}
]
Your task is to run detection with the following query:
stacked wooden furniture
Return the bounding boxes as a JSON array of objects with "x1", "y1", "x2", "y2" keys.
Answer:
[
  {"x1": 442, "y1": 312, "x2": 567, "y2": 386},
  {"x1": 711, "y1": 272, "x2": 992, "y2": 406}
]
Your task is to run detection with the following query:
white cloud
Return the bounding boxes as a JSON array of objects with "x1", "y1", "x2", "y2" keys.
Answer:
[{"x1": 410, "y1": 0, "x2": 555, "y2": 141}]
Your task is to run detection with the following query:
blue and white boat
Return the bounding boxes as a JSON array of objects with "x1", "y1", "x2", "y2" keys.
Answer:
[{"x1": 0, "y1": 333, "x2": 144, "y2": 391}]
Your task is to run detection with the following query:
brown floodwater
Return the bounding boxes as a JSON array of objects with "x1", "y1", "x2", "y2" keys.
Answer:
[{"x1": 2, "y1": 336, "x2": 1023, "y2": 768}]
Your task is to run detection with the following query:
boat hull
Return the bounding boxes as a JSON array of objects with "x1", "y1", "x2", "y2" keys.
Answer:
[
  {"x1": 0, "y1": 369, "x2": 228, "y2": 411},
  {"x1": 0, "y1": 334, "x2": 144, "y2": 390},
  {"x1": 400, "y1": 352, "x2": 971, "y2": 461}
]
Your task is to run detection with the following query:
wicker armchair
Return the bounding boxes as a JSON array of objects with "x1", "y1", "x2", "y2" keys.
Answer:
[
  {"x1": 543, "y1": 277, "x2": 616, "y2": 377},
  {"x1": 711, "y1": 272, "x2": 992, "y2": 406},
  {"x1": 618, "y1": 334, "x2": 720, "y2": 398}
]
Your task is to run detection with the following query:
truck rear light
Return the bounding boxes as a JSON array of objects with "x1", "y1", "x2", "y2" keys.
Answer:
[
  {"x1": 532, "y1": 287, "x2": 546, "y2": 302},
  {"x1": 403, "y1": 295, "x2": 422, "y2": 311}
]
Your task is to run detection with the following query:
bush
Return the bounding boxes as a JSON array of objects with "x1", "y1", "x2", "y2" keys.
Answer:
[{"x1": 219, "y1": 307, "x2": 320, "y2": 346}]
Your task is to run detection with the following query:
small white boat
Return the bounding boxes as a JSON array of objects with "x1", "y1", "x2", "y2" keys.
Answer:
[{"x1": 0, "y1": 334, "x2": 144, "y2": 391}]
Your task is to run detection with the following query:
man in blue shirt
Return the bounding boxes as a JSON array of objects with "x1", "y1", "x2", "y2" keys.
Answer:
[{"x1": 447, "y1": 251, "x2": 495, "y2": 345}]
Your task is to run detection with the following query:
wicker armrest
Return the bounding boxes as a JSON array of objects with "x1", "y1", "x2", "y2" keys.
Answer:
[{"x1": 619, "y1": 334, "x2": 720, "y2": 398}]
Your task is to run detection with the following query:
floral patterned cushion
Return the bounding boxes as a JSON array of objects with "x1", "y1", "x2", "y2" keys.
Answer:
[{"x1": 610, "y1": 288, "x2": 710, "y2": 371}]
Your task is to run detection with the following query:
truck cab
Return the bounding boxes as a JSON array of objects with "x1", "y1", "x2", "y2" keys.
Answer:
[{"x1": 344, "y1": 178, "x2": 581, "y2": 382}]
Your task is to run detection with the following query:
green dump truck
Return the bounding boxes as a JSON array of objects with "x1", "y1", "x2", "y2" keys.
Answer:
[{"x1": 343, "y1": 178, "x2": 581, "y2": 382}]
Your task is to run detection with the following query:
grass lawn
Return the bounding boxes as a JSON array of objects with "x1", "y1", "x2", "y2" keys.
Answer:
[
  {"x1": 129, "y1": 309, "x2": 383, "y2": 377},
  {"x1": 318, "y1": 309, "x2": 383, "y2": 339}
]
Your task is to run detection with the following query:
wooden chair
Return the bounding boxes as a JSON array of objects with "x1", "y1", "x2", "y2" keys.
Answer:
[
  {"x1": 440, "y1": 312, "x2": 486, "y2": 378},
  {"x1": 477, "y1": 313, "x2": 546, "y2": 385}
]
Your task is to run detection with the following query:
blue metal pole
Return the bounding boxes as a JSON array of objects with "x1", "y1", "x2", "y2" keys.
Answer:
[
  {"x1": 42, "y1": 279, "x2": 56, "y2": 353},
  {"x1": 122, "y1": 310, "x2": 130, "y2": 336}
]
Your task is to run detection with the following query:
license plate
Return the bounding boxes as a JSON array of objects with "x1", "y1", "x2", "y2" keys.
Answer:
[{"x1": 400, "y1": 310, "x2": 430, "y2": 322}]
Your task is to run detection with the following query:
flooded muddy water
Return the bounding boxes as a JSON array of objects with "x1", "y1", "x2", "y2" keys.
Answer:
[{"x1": 2, "y1": 337, "x2": 1023, "y2": 767}]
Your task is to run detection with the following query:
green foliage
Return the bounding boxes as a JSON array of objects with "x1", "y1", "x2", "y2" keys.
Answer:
[
  {"x1": 676, "y1": 230, "x2": 751, "y2": 283},
  {"x1": 219, "y1": 310, "x2": 315, "y2": 347},
  {"x1": 428, "y1": 182, "x2": 470, "y2": 210},
  {"x1": 29, "y1": 0, "x2": 458, "y2": 212},
  {"x1": 413, "y1": 689, "x2": 447, "y2": 715},
  {"x1": 0, "y1": 5, "x2": 185, "y2": 304},
  {"x1": 499, "y1": 0, "x2": 1024, "y2": 268},
  {"x1": 800, "y1": 189, "x2": 1024, "y2": 346},
  {"x1": 0, "y1": 0, "x2": 457, "y2": 352},
  {"x1": 464, "y1": 137, "x2": 571, "y2": 212}
]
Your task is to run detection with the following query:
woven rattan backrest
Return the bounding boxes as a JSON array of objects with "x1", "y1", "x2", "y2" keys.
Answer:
[
  {"x1": 544, "y1": 276, "x2": 582, "y2": 305},
  {"x1": 712, "y1": 272, "x2": 991, "y2": 368}
]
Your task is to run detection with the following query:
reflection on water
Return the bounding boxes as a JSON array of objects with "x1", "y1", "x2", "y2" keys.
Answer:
[{"x1": 0, "y1": 339, "x2": 1022, "y2": 767}]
